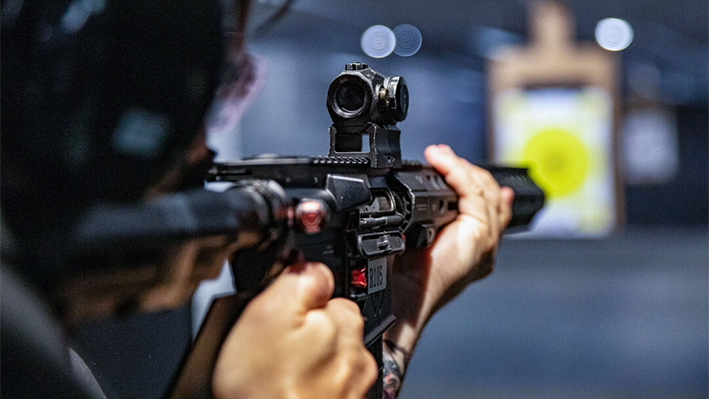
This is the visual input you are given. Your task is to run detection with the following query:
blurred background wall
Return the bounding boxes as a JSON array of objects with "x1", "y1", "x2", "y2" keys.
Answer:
[
  {"x1": 72, "y1": 1, "x2": 708, "y2": 398},
  {"x1": 227, "y1": 0, "x2": 709, "y2": 397}
]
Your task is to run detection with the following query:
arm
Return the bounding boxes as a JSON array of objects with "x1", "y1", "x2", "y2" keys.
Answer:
[
  {"x1": 382, "y1": 144, "x2": 514, "y2": 397},
  {"x1": 213, "y1": 262, "x2": 378, "y2": 399}
]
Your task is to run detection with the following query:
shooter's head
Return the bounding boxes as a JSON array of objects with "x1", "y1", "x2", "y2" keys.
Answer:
[
  {"x1": 1, "y1": 0, "x2": 227, "y2": 295},
  {"x1": 1, "y1": 0, "x2": 224, "y2": 223},
  {"x1": 326, "y1": 63, "x2": 409, "y2": 129}
]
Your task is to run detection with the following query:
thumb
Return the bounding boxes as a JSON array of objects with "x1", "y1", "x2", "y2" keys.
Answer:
[
  {"x1": 265, "y1": 262, "x2": 335, "y2": 313},
  {"x1": 424, "y1": 144, "x2": 459, "y2": 175},
  {"x1": 425, "y1": 144, "x2": 485, "y2": 198}
]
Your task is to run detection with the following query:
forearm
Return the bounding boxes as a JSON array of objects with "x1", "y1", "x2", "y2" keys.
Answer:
[
  {"x1": 381, "y1": 249, "x2": 438, "y2": 398},
  {"x1": 381, "y1": 294, "x2": 430, "y2": 398},
  {"x1": 382, "y1": 339, "x2": 408, "y2": 398},
  {"x1": 382, "y1": 243, "x2": 490, "y2": 397},
  {"x1": 381, "y1": 297, "x2": 429, "y2": 398}
]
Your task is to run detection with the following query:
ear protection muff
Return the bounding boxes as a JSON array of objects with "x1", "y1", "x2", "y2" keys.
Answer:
[{"x1": 2, "y1": 0, "x2": 224, "y2": 205}]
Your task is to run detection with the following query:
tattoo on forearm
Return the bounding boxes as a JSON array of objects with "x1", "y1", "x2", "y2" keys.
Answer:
[
  {"x1": 382, "y1": 340, "x2": 411, "y2": 398},
  {"x1": 382, "y1": 347, "x2": 402, "y2": 397}
]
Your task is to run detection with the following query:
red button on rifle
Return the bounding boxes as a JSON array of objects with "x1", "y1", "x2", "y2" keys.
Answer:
[
  {"x1": 351, "y1": 267, "x2": 367, "y2": 289},
  {"x1": 295, "y1": 199, "x2": 329, "y2": 234}
]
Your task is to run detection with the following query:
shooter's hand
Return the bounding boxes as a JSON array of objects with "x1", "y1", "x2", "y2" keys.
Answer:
[
  {"x1": 382, "y1": 145, "x2": 513, "y2": 395},
  {"x1": 213, "y1": 262, "x2": 377, "y2": 399},
  {"x1": 415, "y1": 144, "x2": 514, "y2": 309}
]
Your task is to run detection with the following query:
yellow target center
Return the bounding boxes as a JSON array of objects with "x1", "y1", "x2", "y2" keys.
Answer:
[{"x1": 522, "y1": 128, "x2": 590, "y2": 199}]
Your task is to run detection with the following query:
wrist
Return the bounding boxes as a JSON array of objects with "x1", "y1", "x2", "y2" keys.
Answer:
[
  {"x1": 381, "y1": 273, "x2": 434, "y2": 399},
  {"x1": 385, "y1": 256, "x2": 439, "y2": 354}
]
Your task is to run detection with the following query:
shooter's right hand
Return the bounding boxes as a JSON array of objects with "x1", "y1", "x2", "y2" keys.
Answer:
[{"x1": 212, "y1": 262, "x2": 378, "y2": 399}]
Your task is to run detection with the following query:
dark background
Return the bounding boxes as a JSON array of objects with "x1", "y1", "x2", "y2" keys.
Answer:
[{"x1": 72, "y1": 1, "x2": 708, "y2": 398}]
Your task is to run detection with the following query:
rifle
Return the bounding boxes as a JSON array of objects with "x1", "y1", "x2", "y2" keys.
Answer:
[
  {"x1": 62, "y1": 63, "x2": 543, "y2": 398},
  {"x1": 168, "y1": 63, "x2": 545, "y2": 399}
]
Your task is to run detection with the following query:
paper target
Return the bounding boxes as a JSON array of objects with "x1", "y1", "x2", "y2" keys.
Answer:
[{"x1": 522, "y1": 128, "x2": 590, "y2": 199}]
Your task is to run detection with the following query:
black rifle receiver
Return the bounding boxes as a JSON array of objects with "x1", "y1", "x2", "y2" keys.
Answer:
[{"x1": 206, "y1": 63, "x2": 545, "y2": 399}]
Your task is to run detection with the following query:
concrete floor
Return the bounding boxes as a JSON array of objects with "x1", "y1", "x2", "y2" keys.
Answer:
[{"x1": 401, "y1": 227, "x2": 708, "y2": 399}]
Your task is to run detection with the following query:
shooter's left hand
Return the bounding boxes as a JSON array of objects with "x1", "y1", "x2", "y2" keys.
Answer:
[{"x1": 383, "y1": 144, "x2": 513, "y2": 362}]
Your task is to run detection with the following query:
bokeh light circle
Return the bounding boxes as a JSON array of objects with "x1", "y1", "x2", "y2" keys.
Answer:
[
  {"x1": 595, "y1": 18, "x2": 634, "y2": 51},
  {"x1": 393, "y1": 24, "x2": 422, "y2": 57},
  {"x1": 361, "y1": 25, "x2": 396, "y2": 58}
]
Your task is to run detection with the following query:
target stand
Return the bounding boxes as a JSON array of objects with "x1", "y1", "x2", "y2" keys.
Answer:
[{"x1": 487, "y1": 1, "x2": 623, "y2": 237}]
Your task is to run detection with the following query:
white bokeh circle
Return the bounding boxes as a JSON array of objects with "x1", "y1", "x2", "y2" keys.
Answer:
[
  {"x1": 595, "y1": 18, "x2": 634, "y2": 51},
  {"x1": 393, "y1": 24, "x2": 422, "y2": 57},
  {"x1": 361, "y1": 25, "x2": 396, "y2": 58}
]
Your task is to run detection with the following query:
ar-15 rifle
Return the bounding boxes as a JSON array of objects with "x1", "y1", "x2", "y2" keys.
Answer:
[{"x1": 167, "y1": 62, "x2": 545, "y2": 399}]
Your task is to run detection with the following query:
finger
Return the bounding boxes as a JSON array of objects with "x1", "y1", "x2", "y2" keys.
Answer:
[
  {"x1": 324, "y1": 298, "x2": 365, "y2": 337},
  {"x1": 424, "y1": 144, "x2": 456, "y2": 173},
  {"x1": 322, "y1": 300, "x2": 376, "y2": 398},
  {"x1": 347, "y1": 348, "x2": 378, "y2": 399},
  {"x1": 426, "y1": 145, "x2": 499, "y2": 226},
  {"x1": 360, "y1": 350, "x2": 379, "y2": 396},
  {"x1": 424, "y1": 144, "x2": 497, "y2": 200},
  {"x1": 499, "y1": 187, "x2": 514, "y2": 228},
  {"x1": 500, "y1": 186, "x2": 515, "y2": 207},
  {"x1": 265, "y1": 262, "x2": 335, "y2": 313}
]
